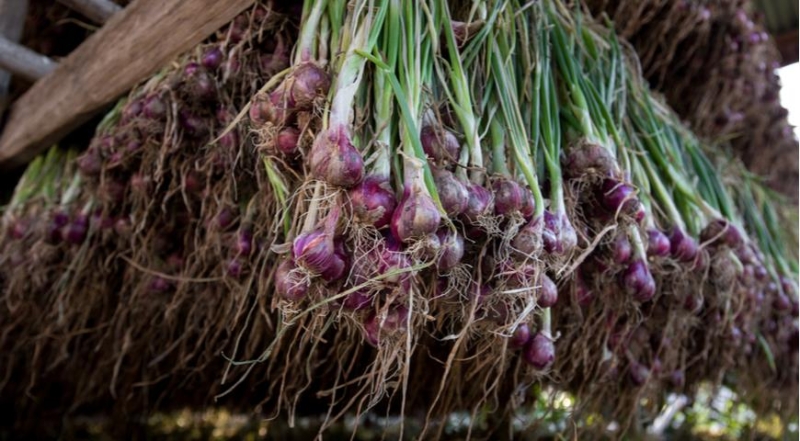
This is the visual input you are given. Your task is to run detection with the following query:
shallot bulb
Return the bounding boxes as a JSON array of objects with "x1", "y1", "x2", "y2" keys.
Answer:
[
  {"x1": 524, "y1": 332, "x2": 555, "y2": 370},
  {"x1": 420, "y1": 126, "x2": 460, "y2": 163},
  {"x1": 309, "y1": 127, "x2": 364, "y2": 188},
  {"x1": 349, "y1": 176, "x2": 397, "y2": 229},
  {"x1": 391, "y1": 181, "x2": 441, "y2": 243},
  {"x1": 433, "y1": 168, "x2": 469, "y2": 216}
]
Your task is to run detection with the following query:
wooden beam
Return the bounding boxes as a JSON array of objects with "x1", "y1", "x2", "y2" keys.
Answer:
[
  {"x1": 0, "y1": 0, "x2": 29, "y2": 117},
  {"x1": 0, "y1": 0, "x2": 255, "y2": 170},
  {"x1": 56, "y1": 0, "x2": 121, "y2": 24},
  {"x1": 0, "y1": 36, "x2": 57, "y2": 82},
  {"x1": 774, "y1": 28, "x2": 799, "y2": 67}
]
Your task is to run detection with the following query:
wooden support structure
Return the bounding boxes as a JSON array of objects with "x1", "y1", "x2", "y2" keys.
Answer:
[
  {"x1": 0, "y1": 0, "x2": 29, "y2": 116},
  {"x1": 0, "y1": 0, "x2": 255, "y2": 170},
  {"x1": 57, "y1": 0, "x2": 121, "y2": 24},
  {"x1": 775, "y1": 29, "x2": 799, "y2": 67},
  {"x1": 0, "y1": 36, "x2": 57, "y2": 82}
]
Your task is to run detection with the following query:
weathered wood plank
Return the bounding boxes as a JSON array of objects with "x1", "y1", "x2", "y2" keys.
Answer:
[
  {"x1": 0, "y1": 0, "x2": 255, "y2": 169},
  {"x1": 0, "y1": 0, "x2": 29, "y2": 117},
  {"x1": 0, "y1": 36, "x2": 57, "y2": 82},
  {"x1": 56, "y1": 0, "x2": 121, "y2": 24}
]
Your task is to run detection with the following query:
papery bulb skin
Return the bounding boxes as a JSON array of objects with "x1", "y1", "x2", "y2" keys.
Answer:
[
  {"x1": 541, "y1": 211, "x2": 578, "y2": 255},
  {"x1": 510, "y1": 323, "x2": 531, "y2": 348},
  {"x1": 524, "y1": 332, "x2": 555, "y2": 370},
  {"x1": 513, "y1": 216, "x2": 543, "y2": 258},
  {"x1": 563, "y1": 142, "x2": 617, "y2": 179},
  {"x1": 249, "y1": 89, "x2": 290, "y2": 126},
  {"x1": 236, "y1": 228, "x2": 253, "y2": 256},
  {"x1": 542, "y1": 210, "x2": 559, "y2": 254},
  {"x1": 492, "y1": 178, "x2": 524, "y2": 216},
  {"x1": 64, "y1": 214, "x2": 89, "y2": 245},
  {"x1": 320, "y1": 252, "x2": 347, "y2": 282},
  {"x1": 600, "y1": 179, "x2": 637, "y2": 213},
  {"x1": 538, "y1": 274, "x2": 558, "y2": 308},
  {"x1": 622, "y1": 259, "x2": 656, "y2": 302},
  {"x1": 275, "y1": 260, "x2": 308, "y2": 301},
  {"x1": 363, "y1": 306, "x2": 409, "y2": 346},
  {"x1": 178, "y1": 110, "x2": 209, "y2": 138},
  {"x1": 184, "y1": 63, "x2": 216, "y2": 101},
  {"x1": 520, "y1": 187, "x2": 536, "y2": 219},
  {"x1": 342, "y1": 290, "x2": 371, "y2": 311},
  {"x1": 143, "y1": 93, "x2": 167, "y2": 120},
  {"x1": 202, "y1": 46, "x2": 224, "y2": 70},
  {"x1": 420, "y1": 126, "x2": 460, "y2": 163},
  {"x1": 669, "y1": 227, "x2": 699, "y2": 263},
  {"x1": 276, "y1": 127, "x2": 301, "y2": 156},
  {"x1": 773, "y1": 293, "x2": 792, "y2": 312},
  {"x1": 613, "y1": 233, "x2": 632, "y2": 264},
  {"x1": 377, "y1": 248, "x2": 413, "y2": 292},
  {"x1": 433, "y1": 168, "x2": 468, "y2": 216},
  {"x1": 461, "y1": 184, "x2": 494, "y2": 225},
  {"x1": 293, "y1": 230, "x2": 335, "y2": 274},
  {"x1": 647, "y1": 229, "x2": 671, "y2": 257},
  {"x1": 78, "y1": 149, "x2": 102, "y2": 176},
  {"x1": 309, "y1": 128, "x2": 364, "y2": 188},
  {"x1": 700, "y1": 219, "x2": 744, "y2": 248},
  {"x1": 391, "y1": 186, "x2": 441, "y2": 243},
  {"x1": 288, "y1": 62, "x2": 331, "y2": 108},
  {"x1": 349, "y1": 176, "x2": 397, "y2": 229},
  {"x1": 436, "y1": 229, "x2": 465, "y2": 271}
]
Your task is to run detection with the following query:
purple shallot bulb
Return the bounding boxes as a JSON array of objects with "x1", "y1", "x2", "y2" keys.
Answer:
[
  {"x1": 461, "y1": 184, "x2": 493, "y2": 225},
  {"x1": 621, "y1": 259, "x2": 656, "y2": 302},
  {"x1": 492, "y1": 178, "x2": 524, "y2": 216},
  {"x1": 669, "y1": 227, "x2": 699, "y2": 262},
  {"x1": 513, "y1": 216, "x2": 543, "y2": 258},
  {"x1": 348, "y1": 176, "x2": 397, "y2": 229},
  {"x1": 276, "y1": 127, "x2": 301, "y2": 156},
  {"x1": 600, "y1": 179, "x2": 637, "y2": 213},
  {"x1": 64, "y1": 214, "x2": 89, "y2": 245},
  {"x1": 420, "y1": 126, "x2": 460, "y2": 163},
  {"x1": 647, "y1": 229, "x2": 671, "y2": 257},
  {"x1": 510, "y1": 324, "x2": 531, "y2": 348},
  {"x1": 613, "y1": 233, "x2": 632, "y2": 264},
  {"x1": 524, "y1": 332, "x2": 555, "y2": 370},
  {"x1": 288, "y1": 63, "x2": 331, "y2": 108},
  {"x1": 391, "y1": 181, "x2": 441, "y2": 243},
  {"x1": 293, "y1": 230, "x2": 335, "y2": 274},
  {"x1": 436, "y1": 229, "x2": 465, "y2": 271},
  {"x1": 275, "y1": 260, "x2": 308, "y2": 301},
  {"x1": 433, "y1": 168, "x2": 468, "y2": 216},
  {"x1": 538, "y1": 274, "x2": 558, "y2": 308},
  {"x1": 202, "y1": 46, "x2": 224, "y2": 70},
  {"x1": 309, "y1": 127, "x2": 364, "y2": 188}
]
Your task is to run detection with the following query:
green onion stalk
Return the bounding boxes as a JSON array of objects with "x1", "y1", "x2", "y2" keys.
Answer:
[
  {"x1": 346, "y1": 0, "x2": 400, "y2": 231},
  {"x1": 387, "y1": 0, "x2": 442, "y2": 247},
  {"x1": 287, "y1": 0, "x2": 387, "y2": 288},
  {"x1": 249, "y1": 0, "x2": 333, "y2": 127},
  {"x1": 527, "y1": 4, "x2": 577, "y2": 256},
  {"x1": 548, "y1": 4, "x2": 620, "y2": 183}
]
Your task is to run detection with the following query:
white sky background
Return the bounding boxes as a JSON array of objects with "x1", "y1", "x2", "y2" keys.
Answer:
[{"x1": 778, "y1": 62, "x2": 800, "y2": 139}]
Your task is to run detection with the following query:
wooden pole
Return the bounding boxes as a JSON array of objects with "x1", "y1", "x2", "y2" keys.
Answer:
[
  {"x1": 0, "y1": 36, "x2": 57, "y2": 82},
  {"x1": 56, "y1": 0, "x2": 121, "y2": 24},
  {"x1": 0, "y1": 0, "x2": 255, "y2": 170},
  {"x1": 0, "y1": 0, "x2": 29, "y2": 117}
]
